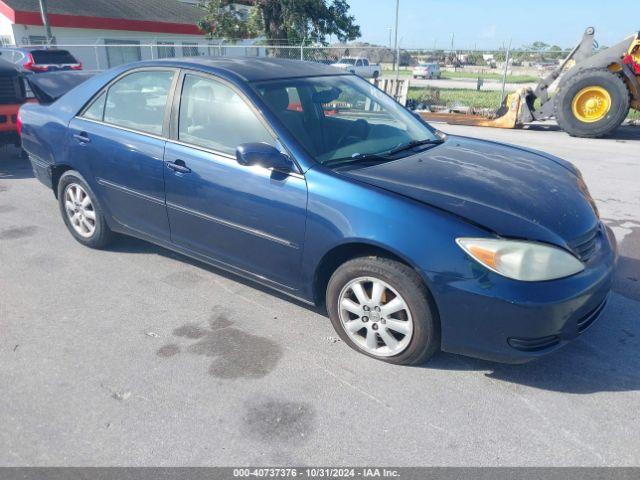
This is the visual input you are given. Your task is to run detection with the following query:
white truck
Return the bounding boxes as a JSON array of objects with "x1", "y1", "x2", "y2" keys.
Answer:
[{"x1": 331, "y1": 57, "x2": 381, "y2": 78}]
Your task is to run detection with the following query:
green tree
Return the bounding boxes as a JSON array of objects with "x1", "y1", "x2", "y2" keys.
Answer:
[
  {"x1": 198, "y1": 0, "x2": 361, "y2": 45},
  {"x1": 198, "y1": 0, "x2": 255, "y2": 41}
]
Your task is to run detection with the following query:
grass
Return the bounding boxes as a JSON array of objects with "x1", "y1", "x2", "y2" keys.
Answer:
[
  {"x1": 440, "y1": 70, "x2": 539, "y2": 84},
  {"x1": 408, "y1": 87, "x2": 503, "y2": 110},
  {"x1": 382, "y1": 69, "x2": 539, "y2": 84}
]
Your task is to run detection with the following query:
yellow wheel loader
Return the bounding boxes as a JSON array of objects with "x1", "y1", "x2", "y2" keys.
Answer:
[{"x1": 420, "y1": 28, "x2": 640, "y2": 138}]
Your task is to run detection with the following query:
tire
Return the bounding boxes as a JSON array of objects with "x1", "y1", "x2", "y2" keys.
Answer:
[
  {"x1": 326, "y1": 256, "x2": 439, "y2": 365},
  {"x1": 372, "y1": 71, "x2": 380, "y2": 79},
  {"x1": 554, "y1": 69, "x2": 630, "y2": 138},
  {"x1": 57, "y1": 170, "x2": 114, "y2": 249},
  {"x1": 413, "y1": 75, "x2": 418, "y2": 79}
]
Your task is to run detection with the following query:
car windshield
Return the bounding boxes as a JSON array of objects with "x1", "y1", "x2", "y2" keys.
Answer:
[{"x1": 255, "y1": 75, "x2": 439, "y2": 165}]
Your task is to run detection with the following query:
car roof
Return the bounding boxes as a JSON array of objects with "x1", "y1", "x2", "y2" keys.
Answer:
[{"x1": 145, "y1": 57, "x2": 349, "y2": 82}]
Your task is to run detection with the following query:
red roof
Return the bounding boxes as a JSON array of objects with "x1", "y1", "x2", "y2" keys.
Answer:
[{"x1": 0, "y1": 0, "x2": 203, "y2": 35}]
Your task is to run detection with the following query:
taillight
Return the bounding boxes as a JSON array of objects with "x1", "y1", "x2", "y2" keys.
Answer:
[
  {"x1": 70, "y1": 62, "x2": 83, "y2": 70},
  {"x1": 23, "y1": 53, "x2": 48, "y2": 72}
]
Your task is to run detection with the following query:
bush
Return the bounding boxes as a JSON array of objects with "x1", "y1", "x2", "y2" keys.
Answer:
[{"x1": 408, "y1": 87, "x2": 441, "y2": 105}]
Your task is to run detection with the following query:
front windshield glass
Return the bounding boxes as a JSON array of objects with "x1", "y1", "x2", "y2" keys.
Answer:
[{"x1": 255, "y1": 75, "x2": 439, "y2": 165}]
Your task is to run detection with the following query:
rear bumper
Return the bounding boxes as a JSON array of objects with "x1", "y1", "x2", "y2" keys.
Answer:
[
  {"x1": 27, "y1": 152, "x2": 54, "y2": 189},
  {"x1": 434, "y1": 224, "x2": 617, "y2": 364}
]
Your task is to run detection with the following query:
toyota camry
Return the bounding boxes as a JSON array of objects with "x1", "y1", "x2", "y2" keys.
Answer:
[{"x1": 19, "y1": 58, "x2": 617, "y2": 364}]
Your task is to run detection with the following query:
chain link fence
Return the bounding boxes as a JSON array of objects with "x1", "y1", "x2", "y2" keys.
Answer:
[{"x1": 2, "y1": 42, "x2": 573, "y2": 75}]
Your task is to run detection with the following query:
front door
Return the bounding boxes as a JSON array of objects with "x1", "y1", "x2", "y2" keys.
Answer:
[
  {"x1": 68, "y1": 68, "x2": 177, "y2": 241},
  {"x1": 163, "y1": 73, "x2": 308, "y2": 290}
]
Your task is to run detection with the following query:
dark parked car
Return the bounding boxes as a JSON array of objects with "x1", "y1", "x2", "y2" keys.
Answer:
[
  {"x1": 0, "y1": 47, "x2": 82, "y2": 73},
  {"x1": 19, "y1": 58, "x2": 616, "y2": 365},
  {"x1": 0, "y1": 57, "x2": 25, "y2": 147}
]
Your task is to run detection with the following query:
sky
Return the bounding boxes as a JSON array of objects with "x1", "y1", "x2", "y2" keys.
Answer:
[{"x1": 345, "y1": 0, "x2": 638, "y2": 50}]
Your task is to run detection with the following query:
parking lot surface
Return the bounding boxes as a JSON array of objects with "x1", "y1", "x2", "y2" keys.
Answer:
[{"x1": 1, "y1": 124, "x2": 639, "y2": 466}]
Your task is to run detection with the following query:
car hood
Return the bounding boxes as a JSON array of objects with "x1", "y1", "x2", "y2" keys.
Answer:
[{"x1": 340, "y1": 135, "x2": 599, "y2": 248}]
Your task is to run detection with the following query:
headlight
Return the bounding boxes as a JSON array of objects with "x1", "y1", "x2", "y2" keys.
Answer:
[{"x1": 456, "y1": 238, "x2": 584, "y2": 281}]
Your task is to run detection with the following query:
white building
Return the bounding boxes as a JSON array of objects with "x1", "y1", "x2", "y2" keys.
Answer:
[{"x1": 0, "y1": 0, "x2": 262, "y2": 71}]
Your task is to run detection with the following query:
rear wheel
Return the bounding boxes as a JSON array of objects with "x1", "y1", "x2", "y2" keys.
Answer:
[
  {"x1": 326, "y1": 257, "x2": 439, "y2": 365},
  {"x1": 57, "y1": 170, "x2": 114, "y2": 249},
  {"x1": 554, "y1": 69, "x2": 630, "y2": 138}
]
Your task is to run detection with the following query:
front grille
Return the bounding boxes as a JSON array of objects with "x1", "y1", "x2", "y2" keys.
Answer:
[
  {"x1": 569, "y1": 226, "x2": 599, "y2": 262},
  {"x1": 0, "y1": 76, "x2": 21, "y2": 104}
]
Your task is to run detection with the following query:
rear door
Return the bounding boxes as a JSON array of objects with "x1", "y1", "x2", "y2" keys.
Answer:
[
  {"x1": 163, "y1": 72, "x2": 308, "y2": 289},
  {"x1": 67, "y1": 68, "x2": 178, "y2": 241}
]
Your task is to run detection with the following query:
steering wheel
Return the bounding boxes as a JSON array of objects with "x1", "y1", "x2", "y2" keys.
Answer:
[{"x1": 335, "y1": 119, "x2": 370, "y2": 149}]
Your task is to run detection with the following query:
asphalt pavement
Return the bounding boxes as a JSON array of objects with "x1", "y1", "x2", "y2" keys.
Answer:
[{"x1": 1, "y1": 124, "x2": 639, "y2": 466}]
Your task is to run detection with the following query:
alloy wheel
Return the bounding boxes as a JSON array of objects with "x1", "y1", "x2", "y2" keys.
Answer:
[
  {"x1": 338, "y1": 276, "x2": 414, "y2": 357},
  {"x1": 64, "y1": 183, "x2": 96, "y2": 238}
]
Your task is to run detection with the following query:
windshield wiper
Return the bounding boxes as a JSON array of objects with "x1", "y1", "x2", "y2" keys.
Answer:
[
  {"x1": 324, "y1": 152, "x2": 392, "y2": 168},
  {"x1": 387, "y1": 138, "x2": 444, "y2": 156}
]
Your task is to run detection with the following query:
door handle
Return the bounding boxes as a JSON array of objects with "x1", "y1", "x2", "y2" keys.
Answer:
[
  {"x1": 166, "y1": 159, "x2": 191, "y2": 174},
  {"x1": 73, "y1": 132, "x2": 90, "y2": 144}
]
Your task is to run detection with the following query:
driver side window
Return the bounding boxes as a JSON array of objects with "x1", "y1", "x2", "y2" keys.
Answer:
[{"x1": 178, "y1": 74, "x2": 275, "y2": 155}]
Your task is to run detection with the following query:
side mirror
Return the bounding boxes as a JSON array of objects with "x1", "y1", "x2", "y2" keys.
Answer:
[{"x1": 236, "y1": 142, "x2": 292, "y2": 172}]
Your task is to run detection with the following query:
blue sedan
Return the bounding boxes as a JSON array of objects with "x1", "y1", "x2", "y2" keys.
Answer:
[{"x1": 19, "y1": 58, "x2": 617, "y2": 364}]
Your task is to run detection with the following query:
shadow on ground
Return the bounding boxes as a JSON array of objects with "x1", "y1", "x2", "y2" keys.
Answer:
[
  {"x1": 110, "y1": 228, "x2": 640, "y2": 396},
  {"x1": 3, "y1": 138, "x2": 639, "y2": 395},
  {"x1": 0, "y1": 147, "x2": 32, "y2": 180},
  {"x1": 107, "y1": 234, "x2": 321, "y2": 313}
]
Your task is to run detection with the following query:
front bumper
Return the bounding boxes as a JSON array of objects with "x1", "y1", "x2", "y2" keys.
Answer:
[{"x1": 432, "y1": 224, "x2": 617, "y2": 363}]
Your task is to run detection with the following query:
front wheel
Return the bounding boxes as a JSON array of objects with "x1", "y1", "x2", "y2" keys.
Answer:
[
  {"x1": 57, "y1": 170, "x2": 114, "y2": 249},
  {"x1": 554, "y1": 69, "x2": 630, "y2": 138},
  {"x1": 326, "y1": 257, "x2": 439, "y2": 365}
]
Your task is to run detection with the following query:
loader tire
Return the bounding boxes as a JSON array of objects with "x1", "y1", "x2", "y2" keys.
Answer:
[{"x1": 554, "y1": 69, "x2": 630, "y2": 138}]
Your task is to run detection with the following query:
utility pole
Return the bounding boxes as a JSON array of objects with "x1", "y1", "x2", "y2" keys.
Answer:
[
  {"x1": 38, "y1": 0, "x2": 53, "y2": 45},
  {"x1": 500, "y1": 39, "x2": 513, "y2": 104},
  {"x1": 394, "y1": 0, "x2": 400, "y2": 83}
]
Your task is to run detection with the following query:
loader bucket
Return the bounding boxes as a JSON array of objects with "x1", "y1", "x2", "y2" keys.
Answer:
[{"x1": 418, "y1": 88, "x2": 530, "y2": 129}]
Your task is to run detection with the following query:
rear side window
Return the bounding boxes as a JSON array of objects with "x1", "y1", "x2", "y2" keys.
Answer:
[
  {"x1": 31, "y1": 50, "x2": 77, "y2": 64},
  {"x1": 103, "y1": 70, "x2": 175, "y2": 135},
  {"x1": 178, "y1": 74, "x2": 274, "y2": 155}
]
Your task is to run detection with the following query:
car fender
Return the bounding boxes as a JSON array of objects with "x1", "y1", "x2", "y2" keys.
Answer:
[{"x1": 298, "y1": 166, "x2": 489, "y2": 301}]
